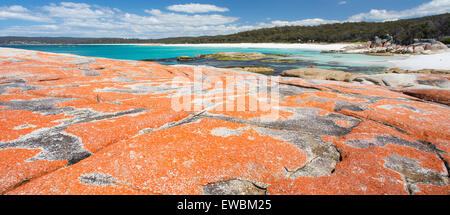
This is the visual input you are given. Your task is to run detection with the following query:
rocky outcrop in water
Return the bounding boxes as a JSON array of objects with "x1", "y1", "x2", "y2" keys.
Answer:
[
  {"x1": 0, "y1": 48, "x2": 449, "y2": 195},
  {"x1": 223, "y1": 66, "x2": 275, "y2": 74},
  {"x1": 177, "y1": 56, "x2": 194, "y2": 62},
  {"x1": 280, "y1": 67, "x2": 357, "y2": 82},
  {"x1": 195, "y1": 52, "x2": 290, "y2": 61}
]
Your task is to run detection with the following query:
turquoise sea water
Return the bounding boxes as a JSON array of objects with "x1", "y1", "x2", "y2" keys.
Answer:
[{"x1": 1, "y1": 45, "x2": 398, "y2": 74}]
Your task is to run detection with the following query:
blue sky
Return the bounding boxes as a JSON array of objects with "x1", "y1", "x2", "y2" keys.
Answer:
[{"x1": 0, "y1": 0, "x2": 449, "y2": 38}]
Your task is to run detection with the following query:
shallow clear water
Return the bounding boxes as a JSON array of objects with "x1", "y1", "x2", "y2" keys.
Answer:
[{"x1": 1, "y1": 45, "x2": 398, "y2": 74}]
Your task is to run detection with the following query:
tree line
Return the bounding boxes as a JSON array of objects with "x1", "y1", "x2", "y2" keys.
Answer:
[{"x1": 151, "y1": 13, "x2": 450, "y2": 45}]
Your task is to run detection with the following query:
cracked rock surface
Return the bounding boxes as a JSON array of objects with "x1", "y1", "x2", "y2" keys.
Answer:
[{"x1": 0, "y1": 47, "x2": 449, "y2": 195}]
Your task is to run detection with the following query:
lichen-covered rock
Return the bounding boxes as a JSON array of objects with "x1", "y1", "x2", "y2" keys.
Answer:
[
  {"x1": 280, "y1": 67, "x2": 449, "y2": 105},
  {"x1": 394, "y1": 89, "x2": 450, "y2": 106},
  {"x1": 0, "y1": 47, "x2": 449, "y2": 195}
]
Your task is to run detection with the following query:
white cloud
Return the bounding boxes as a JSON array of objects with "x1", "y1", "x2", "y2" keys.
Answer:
[
  {"x1": 42, "y1": 2, "x2": 115, "y2": 19},
  {"x1": 7, "y1": 5, "x2": 28, "y2": 13},
  {"x1": 348, "y1": 0, "x2": 450, "y2": 21},
  {"x1": 266, "y1": 18, "x2": 340, "y2": 27},
  {"x1": 167, "y1": 3, "x2": 229, "y2": 13},
  {"x1": 0, "y1": 1, "x2": 449, "y2": 38},
  {"x1": 142, "y1": 9, "x2": 238, "y2": 26},
  {"x1": 338, "y1": 1, "x2": 347, "y2": 5},
  {"x1": 0, "y1": 2, "x2": 239, "y2": 38},
  {"x1": 0, "y1": 5, "x2": 51, "y2": 22}
]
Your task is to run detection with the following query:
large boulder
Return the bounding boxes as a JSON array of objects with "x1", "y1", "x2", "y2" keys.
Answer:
[
  {"x1": 429, "y1": 42, "x2": 448, "y2": 51},
  {"x1": 177, "y1": 56, "x2": 194, "y2": 62},
  {"x1": 280, "y1": 67, "x2": 357, "y2": 82},
  {"x1": 414, "y1": 45, "x2": 425, "y2": 54},
  {"x1": 224, "y1": 66, "x2": 275, "y2": 74},
  {"x1": 353, "y1": 73, "x2": 449, "y2": 89}
]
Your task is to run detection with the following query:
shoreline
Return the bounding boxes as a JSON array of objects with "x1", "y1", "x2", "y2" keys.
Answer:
[
  {"x1": 3, "y1": 42, "x2": 353, "y2": 51},
  {"x1": 2, "y1": 44, "x2": 449, "y2": 70},
  {"x1": 158, "y1": 43, "x2": 352, "y2": 51}
]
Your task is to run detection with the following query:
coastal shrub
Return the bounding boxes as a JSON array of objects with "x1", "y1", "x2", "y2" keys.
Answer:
[{"x1": 441, "y1": 38, "x2": 450, "y2": 44}]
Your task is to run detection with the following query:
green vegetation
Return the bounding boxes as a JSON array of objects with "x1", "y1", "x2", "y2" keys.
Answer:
[
  {"x1": 1, "y1": 13, "x2": 448, "y2": 45},
  {"x1": 151, "y1": 13, "x2": 449, "y2": 45},
  {"x1": 441, "y1": 38, "x2": 450, "y2": 44}
]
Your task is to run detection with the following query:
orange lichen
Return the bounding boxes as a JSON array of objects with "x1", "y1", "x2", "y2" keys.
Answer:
[{"x1": 0, "y1": 48, "x2": 448, "y2": 195}]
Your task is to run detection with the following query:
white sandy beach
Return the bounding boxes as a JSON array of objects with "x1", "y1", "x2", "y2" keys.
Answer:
[
  {"x1": 162, "y1": 43, "x2": 450, "y2": 70},
  {"x1": 388, "y1": 51, "x2": 450, "y2": 70},
  {"x1": 160, "y1": 43, "x2": 351, "y2": 51}
]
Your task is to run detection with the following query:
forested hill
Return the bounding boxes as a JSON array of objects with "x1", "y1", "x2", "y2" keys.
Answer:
[
  {"x1": 1, "y1": 13, "x2": 449, "y2": 45},
  {"x1": 152, "y1": 13, "x2": 450, "y2": 45}
]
